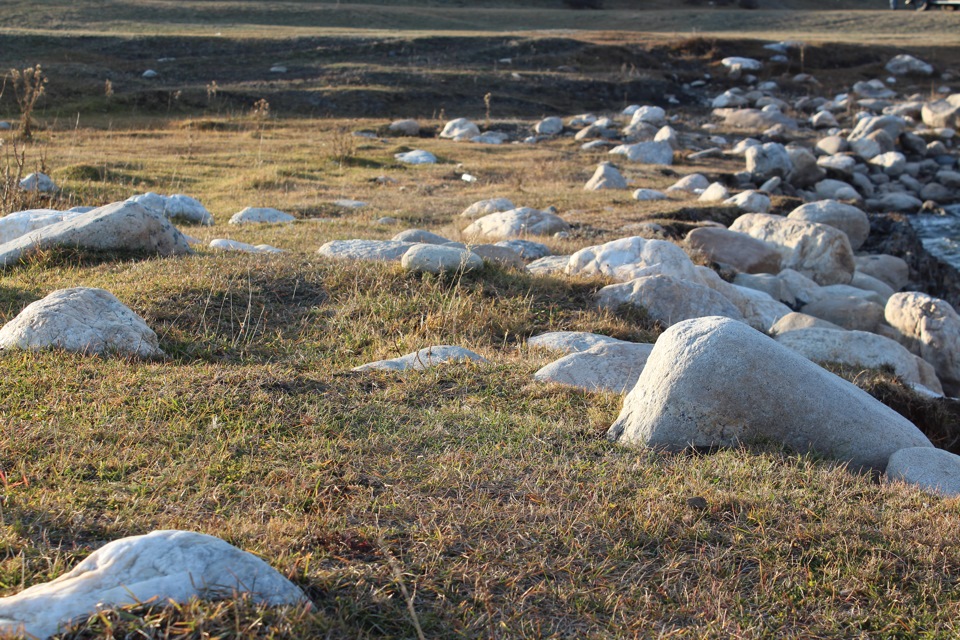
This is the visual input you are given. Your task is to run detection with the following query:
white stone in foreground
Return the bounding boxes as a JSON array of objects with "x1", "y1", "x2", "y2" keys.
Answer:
[
  {"x1": 0, "y1": 288, "x2": 164, "y2": 358},
  {"x1": 887, "y1": 448, "x2": 960, "y2": 497},
  {"x1": 0, "y1": 201, "x2": 192, "y2": 268},
  {"x1": 527, "y1": 331, "x2": 632, "y2": 354},
  {"x1": 534, "y1": 342, "x2": 655, "y2": 394},
  {"x1": 317, "y1": 239, "x2": 414, "y2": 262},
  {"x1": 229, "y1": 207, "x2": 295, "y2": 225},
  {"x1": 353, "y1": 345, "x2": 486, "y2": 371},
  {"x1": 0, "y1": 530, "x2": 307, "y2": 639},
  {"x1": 584, "y1": 162, "x2": 627, "y2": 191},
  {"x1": 440, "y1": 118, "x2": 480, "y2": 140},
  {"x1": 608, "y1": 316, "x2": 931, "y2": 471}
]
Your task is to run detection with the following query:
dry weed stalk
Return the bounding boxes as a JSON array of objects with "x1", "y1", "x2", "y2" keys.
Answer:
[{"x1": 9, "y1": 65, "x2": 47, "y2": 139}]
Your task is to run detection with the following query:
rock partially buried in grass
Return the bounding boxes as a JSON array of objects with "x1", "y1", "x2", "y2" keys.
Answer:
[
  {"x1": 0, "y1": 200, "x2": 192, "y2": 268},
  {"x1": 607, "y1": 316, "x2": 932, "y2": 472},
  {"x1": 887, "y1": 448, "x2": 960, "y2": 497},
  {"x1": 0, "y1": 287, "x2": 163, "y2": 358},
  {"x1": 394, "y1": 149, "x2": 437, "y2": 165},
  {"x1": 0, "y1": 530, "x2": 308, "y2": 639},
  {"x1": 401, "y1": 244, "x2": 483, "y2": 274},
  {"x1": 461, "y1": 197, "x2": 515, "y2": 218},
  {"x1": 209, "y1": 239, "x2": 282, "y2": 253},
  {"x1": 353, "y1": 345, "x2": 486, "y2": 371},
  {"x1": 318, "y1": 239, "x2": 414, "y2": 262},
  {"x1": 229, "y1": 207, "x2": 295, "y2": 225},
  {"x1": 534, "y1": 341, "x2": 655, "y2": 394},
  {"x1": 392, "y1": 229, "x2": 451, "y2": 244}
]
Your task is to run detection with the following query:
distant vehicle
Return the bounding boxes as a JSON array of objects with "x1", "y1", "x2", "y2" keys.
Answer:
[{"x1": 906, "y1": 0, "x2": 960, "y2": 9}]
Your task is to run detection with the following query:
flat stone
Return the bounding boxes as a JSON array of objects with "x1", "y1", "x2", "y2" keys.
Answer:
[
  {"x1": 209, "y1": 239, "x2": 282, "y2": 253},
  {"x1": 392, "y1": 229, "x2": 450, "y2": 244},
  {"x1": 607, "y1": 316, "x2": 932, "y2": 471},
  {"x1": 495, "y1": 239, "x2": 550, "y2": 260},
  {"x1": 527, "y1": 331, "x2": 632, "y2": 354},
  {"x1": 534, "y1": 342, "x2": 655, "y2": 394},
  {"x1": 353, "y1": 345, "x2": 486, "y2": 371},
  {"x1": 228, "y1": 207, "x2": 295, "y2": 225},
  {"x1": 0, "y1": 530, "x2": 307, "y2": 640},
  {"x1": 394, "y1": 150, "x2": 437, "y2": 164},
  {"x1": 318, "y1": 239, "x2": 414, "y2": 262}
]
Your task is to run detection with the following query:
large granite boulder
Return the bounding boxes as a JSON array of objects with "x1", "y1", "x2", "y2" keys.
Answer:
[
  {"x1": 729, "y1": 213, "x2": 855, "y2": 285},
  {"x1": 607, "y1": 316, "x2": 932, "y2": 471},
  {"x1": 0, "y1": 201, "x2": 192, "y2": 268}
]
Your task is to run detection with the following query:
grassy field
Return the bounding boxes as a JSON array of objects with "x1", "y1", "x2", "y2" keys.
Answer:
[{"x1": 0, "y1": 4, "x2": 960, "y2": 638}]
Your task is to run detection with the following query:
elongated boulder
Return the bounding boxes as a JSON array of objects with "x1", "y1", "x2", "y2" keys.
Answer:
[
  {"x1": 461, "y1": 197, "x2": 515, "y2": 218},
  {"x1": 566, "y1": 236, "x2": 699, "y2": 283},
  {"x1": 729, "y1": 213, "x2": 855, "y2": 285},
  {"x1": 0, "y1": 201, "x2": 192, "y2": 268},
  {"x1": 318, "y1": 239, "x2": 414, "y2": 262},
  {"x1": 127, "y1": 192, "x2": 213, "y2": 225},
  {"x1": 775, "y1": 327, "x2": 943, "y2": 394},
  {"x1": 463, "y1": 207, "x2": 569, "y2": 239},
  {"x1": 885, "y1": 292, "x2": 960, "y2": 396},
  {"x1": 0, "y1": 287, "x2": 164, "y2": 358},
  {"x1": 353, "y1": 345, "x2": 486, "y2": 371},
  {"x1": 229, "y1": 207, "x2": 295, "y2": 225},
  {"x1": 0, "y1": 530, "x2": 307, "y2": 639},
  {"x1": 607, "y1": 316, "x2": 932, "y2": 471},
  {"x1": 597, "y1": 274, "x2": 744, "y2": 327},
  {"x1": 534, "y1": 342, "x2": 655, "y2": 394}
]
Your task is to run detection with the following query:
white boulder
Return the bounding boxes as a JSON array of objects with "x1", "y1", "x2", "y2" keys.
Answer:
[
  {"x1": 584, "y1": 162, "x2": 627, "y2": 191},
  {"x1": 0, "y1": 209, "x2": 82, "y2": 244},
  {"x1": 885, "y1": 292, "x2": 960, "y2": 396},
  {"x1": 723, "y1": 191, "x2": 771, "y2": 213},
  {"x1": 318, "y1": 239, "x2": 414, "y2": 262},
  {"x1": 596, "y1": 274, "x2": 744, "y2": 327},
  {"x1": 440, "y1": 118, "x2": 480, "y2": 140},
  {"x1": 565, "y1": 236, "x2": 699, "y2": 283},
  {"x1": 609, "y1": 141, "x2": 673, "y2": 165},
  {"x1": 127, "y1": 192, "x2": 213, "y2": 225},
  {"x1": 209, "y1": 239, "x2": 281, "y2": 253},
  {"x1": 0, "y1": 530, "x2": 307, "y2": 640},
  {"x1": 787, "y1": 200, "x2": 871, "y2": 251},
  {"x1": 0, "y1": 201, "x2": 192, "y2": 268},
  {"x1": 0, "y1": 288, "x2": 163, "y2": 358},
  {"x1": 885, "y1": 54, "x2": 933, "y2": 76},
  {"x1": 19, "y1": 173, "x2": 57, "y2": 193},
  {"x1": 887, "y1": 448, "x2": 960, "y2": 497},
  {"x1": 527, "y1": 331, "x2": 632, "y2": 354},
  {"x1": 461, "y1": 197, "x2": 515, "y2": 218},
  {"x1": 394, "y1": 149, "x2": 437, "y2": 164},
  {"x1": 607, "y1": 316, "x2": 932, "y2": 471}
]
